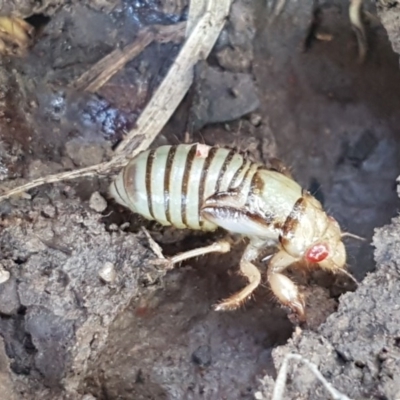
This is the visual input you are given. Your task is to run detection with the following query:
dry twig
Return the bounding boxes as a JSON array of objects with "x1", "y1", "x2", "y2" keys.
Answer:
[
  {"x1": 349, "y1": 0, "x2": 367, "y2": 63},
  {"x1": 271, "y1": 0, "x2": 288, "y2": 18},
  {"x1": 72, "y1": 22, "x2": 186, "y2": 93},
  {"x1": 272, "y1": 353, "x2": 353, "y2": 400},
  {"x1": 186, "y1": 0, "x2": 207, "y2": 36},
  {"x1": 0, "y1": 0, "x2": 233, "y2": 202},
  {"x1": 141, "y1": 227, "x2": 166, "y2": 261}
]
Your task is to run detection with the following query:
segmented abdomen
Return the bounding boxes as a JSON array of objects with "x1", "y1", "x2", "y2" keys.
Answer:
[{"x1": 109, "y1": 143, "x2": 259, "y2": 231}]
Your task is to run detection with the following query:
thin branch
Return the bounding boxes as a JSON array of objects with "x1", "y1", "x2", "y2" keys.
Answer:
[
  {"x1": 272, "y1": 353, "x2": 353, "y2": 400},
  {"x1": 0, "y1": 159, "x2": 121, "y2": 200},
  {"x1": 0, "y1": 0, "x2": 233, "y2": 202},
  {"x1": 349, "y1": 0, "x2": 367, "y2": 63},
  {"x1": 73, "y1": 29, "x2": 156, "y2": 92},
  {"x1": 115, "y1": 0, "x2": 233, "y2": 157},
  {"x1": 72, "y1": 22, "x2": 186, "y2": 93},
  {"x1": 186, "y1": 0, "x2": 207, "y2": 36}
]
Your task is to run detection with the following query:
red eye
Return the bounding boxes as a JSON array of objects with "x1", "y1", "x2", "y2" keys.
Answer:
[{"x1": 305, "y1": 243, "x2": 329, "y2": 263}]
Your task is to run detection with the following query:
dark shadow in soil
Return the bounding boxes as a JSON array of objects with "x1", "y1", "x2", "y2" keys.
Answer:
[{"x1": 252, "y1": 0, "x2": 400, "y2": 280}]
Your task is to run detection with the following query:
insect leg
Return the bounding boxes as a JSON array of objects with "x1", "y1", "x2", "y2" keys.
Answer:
[
  {"x1": 167, "y1": 241, "x2": 231, "y2": 266},
  {"x1": 266, "y1": 250, "x2": 306, "y2": 319},
  {"x1": 144, "y1": 226, "x2": 231, "y2": 270},
  {"x1": 214, "y1": 240, "x2": 262, "y2": 311}
]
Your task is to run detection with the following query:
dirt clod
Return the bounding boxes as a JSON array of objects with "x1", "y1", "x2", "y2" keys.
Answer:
[
  {"x1": 64, "y1": 140, "x2": 107, "y2": 168},
  {"x1": 0, "y1": 263, "x2": 10, "y2": 284},
  {"x1": 0, "y1": 187, "x2": 153, "y2": 398},
  {"x1": 28, "y1": 160, "x2": 63, "y2": 180},
  {"x1": 98, "y1": 261, "x2": 116, "y2": 284},
  {"x1": 191, "y1": 344, "x2": 212, "y2": 368},
  {"x1": 89, "y1": 191, "x2": 107, "y2": 213},
  {"x1": 0, "y1": 276, "x2": 20, "y2": 315},
  {"x1": 188, "y1": 61, "x2": 260, "y2": 132}
]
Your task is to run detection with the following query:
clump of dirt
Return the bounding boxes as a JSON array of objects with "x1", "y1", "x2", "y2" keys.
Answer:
[
  {"x1": 377, "y1": 0, "x2": 400, "y2": 59},
  {"x1": 0, "y1": 186, "x2": 159, "y2": 399}
]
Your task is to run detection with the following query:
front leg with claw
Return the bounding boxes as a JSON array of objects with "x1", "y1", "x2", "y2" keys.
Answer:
[
  {"x1": 213, "y1": 240, "x2": 306, "y2": 320},
  {"x1": 267, "y1": 249, "x2": 306, "y2": 320}
]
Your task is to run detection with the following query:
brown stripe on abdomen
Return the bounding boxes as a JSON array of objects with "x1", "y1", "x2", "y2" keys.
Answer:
[
  {"x1": 249, "y1": 167, "x2": 266, "y2": 195},
  {"x1": 145, "y1": 149, "x2": 156, "y2": 219},
  {"x1": 215, "y1": 149, "x2": 235, "y2": 192},
  {"x1": 164, "y1": 146, "x2": 177, "y2": 224},
  {"x1": 181, "y1": 145, "x2": 198, "y2": 227},
  {"x1": 198, "y1": 147, "x2": 219, "y2": 228},
  {"x1": 279, "y1": 197, "x2": 306, "y2": 247},
  {"x1": 235, "y1": 162, "x2": 259, "y2": 198},
  {"x1": 230, "y1": 159, "x2": 250, "y2": 188}
]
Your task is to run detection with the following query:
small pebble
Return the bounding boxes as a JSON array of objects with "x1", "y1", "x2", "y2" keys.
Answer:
[
  {"x1": 0, "y1": 276, "x2": 20, "y2": 315},
  {"x1": 230, "y1": 87, "x2": 239, "y2": 97},
  {"x1": 20, "y1": 192, "x2": 32, "y2": 200},
  {"x1": 250, "y1": 113, "x2": 262, "y2": 126},
  {"x1": 120, "y1": 222, "x2": 130, "y2": 230},
  {"x1": 99, "y1": 262, "x2": 116, "y2": 283},
  {"x1": 396, "y1": 176, "x2": 400, "y2": 198},
  {"x1": 89, "y1": 192, "x2": 107, "y2": 213},
  {"x1": 64, "y1": 140, "x2": 105, "y2": 167},
  {"x1": 108, "y1": 223, "x2": 119, "y2": 231},
  {"x1": 0, "y1": 265, "x2": 10, "y2": 284},
  {"x1": 81, "y1": 395, "x2": 97, "y2": 400},
  {"x1": 42, "y1": 204, "x2": 56, "y2": 218}
]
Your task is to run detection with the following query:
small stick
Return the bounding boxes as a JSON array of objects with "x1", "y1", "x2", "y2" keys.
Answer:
[
  {"x1": 0, "y1": 0, "x2": 233, "y2": 202},
  {"x1": 72, "y1": 22, "x2": 186, "y2": 93},
  {"x1": 186, "y1": 0, "x2": 207, "y2": 36},
  {"x1": 267, "y1": 0, "x2": 288, "y2": 25},
  {"x1": 115, "y1": 0, "x2": 233, "y2": 157},
  {"x1": 349, "y1": 0, "x2": 367, "y2": 63},
  {"x1": 272, "y1": 0, "x2": 288, "y2": 17},
  {"x1": 272, "y1": 353, "x2": 353, "y2": 400},
  {"x1": 73, "y1": 29, "x2": 156, "y2": 93},
  {"x1": 141, "y1": 227, "x2": 166, "y2": 260},
  {"x1": 0, "y1": 159, "x2": 123, "y2": 201}
]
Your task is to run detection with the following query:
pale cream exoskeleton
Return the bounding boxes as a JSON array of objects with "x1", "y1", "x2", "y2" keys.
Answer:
[{"x1": 109, "y1": 143, "x2": 353, "y2": 320}]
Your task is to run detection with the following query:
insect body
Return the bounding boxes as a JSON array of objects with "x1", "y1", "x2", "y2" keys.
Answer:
[
  {"x1": 0, "y1": 16, "x2": 34, "y2": 57},
  {"x1": 110, "y1": 143, "x2": 348, "y2": 319}
]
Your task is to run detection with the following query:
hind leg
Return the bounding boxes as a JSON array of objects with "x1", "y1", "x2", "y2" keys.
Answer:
[{"x1": 142, "y1": 227, "x2": 231, "y2": 270}]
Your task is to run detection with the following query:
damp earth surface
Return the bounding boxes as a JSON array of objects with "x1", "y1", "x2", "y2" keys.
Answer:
[{"x1": 0, "y1": 0, "x2": 399, "y2": 399}]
